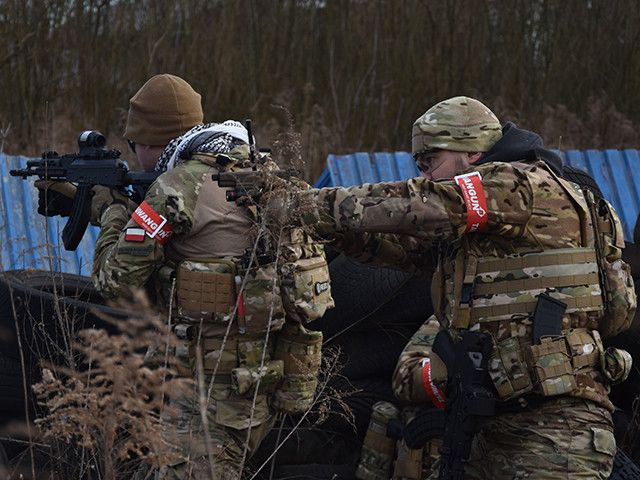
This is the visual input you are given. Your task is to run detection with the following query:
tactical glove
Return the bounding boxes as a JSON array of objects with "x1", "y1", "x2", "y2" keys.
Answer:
[
  {"x1": 34, "y1": 180, "x2": 77, "y2": 217},
  {"x1": 90, "y1": 186, "x2": 138, "y2": 227}
]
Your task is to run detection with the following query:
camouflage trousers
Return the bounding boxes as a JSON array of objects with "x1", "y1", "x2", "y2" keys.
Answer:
[
  {"x1": 429, "y1": 396, "x2": 615, "y2": 480},
  {"x1": 150, "y1": 383, "x2": 276, "y2": 480}
]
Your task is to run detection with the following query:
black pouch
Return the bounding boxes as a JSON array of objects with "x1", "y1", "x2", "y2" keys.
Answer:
[{"x1": 532, "y1": 293, "x2": 566, "y2": 344}]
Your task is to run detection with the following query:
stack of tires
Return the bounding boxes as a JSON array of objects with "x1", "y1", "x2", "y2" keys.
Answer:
[{"x1": 0, "y1": 248, "x2": 639, "y2": 479}]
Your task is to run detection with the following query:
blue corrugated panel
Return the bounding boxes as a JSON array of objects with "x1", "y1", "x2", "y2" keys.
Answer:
[
  {"x1": 4, "y1": 148, "x2": 638, "y2": 273},
  {"x1": 315, "y1": 150, "x2": 639, "y2": 241},
  {"x1": 0, "y1": 153, "x2": 99, "y2": 275}
]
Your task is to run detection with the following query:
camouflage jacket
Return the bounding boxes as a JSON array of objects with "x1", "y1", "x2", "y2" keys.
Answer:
[
  {"x1": 298, "y1": 159, "x2": 628, "y2": 410},
  {"x1": 92, "y1": 145, "x2": 254, "y2": 302}
]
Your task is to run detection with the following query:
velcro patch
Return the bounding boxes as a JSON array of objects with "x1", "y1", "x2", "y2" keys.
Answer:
[
  {"x1": 131, "y1": 201, "x2": 173, "y2": 245},
  {"x1": 124, "y1": 227, "x2": 146, "y2": 242},
  {"x1": 454, "y1": 171, "x2": 488, "y2": 233}
]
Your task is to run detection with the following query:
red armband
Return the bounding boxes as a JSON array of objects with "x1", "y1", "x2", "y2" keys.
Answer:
[
  {"x1": 131, "y1": 201, "x2": 174, "y2": 245},
  {"x1": 421, "y1": 358, "x2": 446, "y2": 409},
  {"x1": 454, "y1": 171, "x2": 488, "y2": 233}
]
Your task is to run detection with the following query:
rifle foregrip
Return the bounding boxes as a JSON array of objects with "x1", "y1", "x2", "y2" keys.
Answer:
[{"x1": 62, "y1": 184, "x2": 92, "y2": 251}]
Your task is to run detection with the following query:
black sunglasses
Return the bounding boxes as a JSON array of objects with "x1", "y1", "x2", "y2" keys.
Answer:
[{"x1": 127, "y1": 139, "x2": 136, "y2": 154}]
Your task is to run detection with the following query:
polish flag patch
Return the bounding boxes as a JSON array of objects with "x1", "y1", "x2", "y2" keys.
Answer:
[
  {"x1": 131, "y1": 201, "x2": 174, "y2": 245},
  {"x1": 454, "y1": 171, "x2": 489, "y2": 233},
  {"x1": 124, "y1": 228, "x2": 146, "y2": 242}
]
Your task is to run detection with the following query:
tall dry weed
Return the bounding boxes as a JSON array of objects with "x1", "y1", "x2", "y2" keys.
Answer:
[{"x1": 31, "y1": 291, "x2": 190, "y2": 479}]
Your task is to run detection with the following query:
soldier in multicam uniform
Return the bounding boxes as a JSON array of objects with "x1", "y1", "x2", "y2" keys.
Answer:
[
  {"x1": 90, "y1": 74, "x2": 334, "y2": 479},
  {"x1": 270, "y1": 96, "x2": 636, "y2": 479}
]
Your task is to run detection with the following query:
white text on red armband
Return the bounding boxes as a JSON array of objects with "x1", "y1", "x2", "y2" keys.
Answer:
[
  {"x1": 421, "y1": 357, "x2": 446, "y2": 409},
  {"x1": 454, "y1": 171, "x2": 489, "y2": 233},
  {"x1": 131, "y1": 201, "x2": 173, "y2": 245}
]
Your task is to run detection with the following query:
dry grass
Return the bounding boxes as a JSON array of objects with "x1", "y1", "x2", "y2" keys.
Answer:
[{"x1": 32, "y1": 292, "x2": 190, "y2": 479}]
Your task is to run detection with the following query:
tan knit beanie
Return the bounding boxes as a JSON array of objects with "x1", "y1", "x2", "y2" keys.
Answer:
[{"x1": 124, "y1": 74, "x2": 203, "y2": 146}]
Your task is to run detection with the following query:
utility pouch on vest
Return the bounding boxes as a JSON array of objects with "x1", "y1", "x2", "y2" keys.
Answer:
[
  {"x1": 231, "y1": 359, "x2": 284, "y2": 396},
  {"x1": 580, "y1": 189, "x2": 636, "y2": 338},
  {"x1": 488, "y1": 336, "x2": 533, "y2": 400},
  {"x1": 175, "y1": 259, "x2": 237, "y2": 322},
  {"x1": 566, "y1": 329, "x2": 599, "y2": 370},
  {"x1": 280, "y1": 256, "x2": 334, "y2": 323},
  {"x1": 591, "y1": 327, "x2": 633, "y2": 385},
  {"x1": 356, "y1": 401, "x2": 399, "y2": 480},
  {"x1": 527, "y1": 337, "x2": 576, "y2": 397},
  {"x1": 602, "y1": 348, "x2": 632, "y2": 385},
  {"x1": 239, "y1": 262, "x2": 286, "y2": 334},
  {"x1": 391, "y1": 407, "x2": 425, "y2": 480},
  {"x1": 272, "y1": 321, "x2": 323, "y2": 414},
  {"x1": 392, "y1": 441, "x2": 423, "y2": 480}
]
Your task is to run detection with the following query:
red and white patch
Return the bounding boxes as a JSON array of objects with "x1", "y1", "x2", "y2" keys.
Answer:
[
  {"x1": 454, "y1": 171, "x2": 489, "y2": 233},
  {"x1": 124, "y1": 228, "x2": 146, "y2": 242},
  {"x1": 421, "y1": 357, "x2": 446, "y2": 409},
  {"x1": 131, "y1": 201, "x2": 173, "y2": 245}
]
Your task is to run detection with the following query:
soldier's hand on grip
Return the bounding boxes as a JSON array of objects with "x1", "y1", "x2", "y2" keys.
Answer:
[
  {"x1": 34, "y1": 180, "x2": 77, "y2": 217},
  {"x1": 90, "y1": 186, "x2": 138, "y2": 226}
]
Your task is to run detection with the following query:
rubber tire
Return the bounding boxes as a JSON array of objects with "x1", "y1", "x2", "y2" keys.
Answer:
[
  {"x1": 272, "y1": 463, "x2": 356, "y2": 479},
  {"x1": 331, "y1": 324, "x2": 417, "y2": 380},
  {"x1": 609, "y1": 449, "x2": 640, "y2": 480},
  {"x1": 0, "y1": 354, "x2": 26, "y2": 422},
  {"x1": 0, "y1": 270, "x2": 130, "y2": 422},
  {"x1": 310, "y1": 255, "x2": 432, "y2": 340}
]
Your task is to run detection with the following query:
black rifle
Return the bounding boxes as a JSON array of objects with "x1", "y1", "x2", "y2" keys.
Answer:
[
  {"x1": 431, "y1": 330, "x2": 495, "y2": 480},
  {"x1": 10, "y1": 130, "x2": 159, "y2": 251},
  {"x1": 212, "y1": 169, "x2": 294, "y2": 203}
]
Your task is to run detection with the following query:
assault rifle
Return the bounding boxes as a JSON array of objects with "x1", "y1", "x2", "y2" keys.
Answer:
[
  {"x1": 10, "y1": 130, "x2": 160, "y2": 251},
  {"x1": 431, "y1": 330, "x2": 495, "y2": 480}
]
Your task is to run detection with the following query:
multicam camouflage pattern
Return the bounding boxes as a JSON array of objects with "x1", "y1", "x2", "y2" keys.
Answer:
[
  {"x1": 94, "y1": 145, "x2": 327, "y2": 476},
  {"x1": 299, "y1": 159, "x2": 631, "y2": 410},
  {"x1": 272, "y1": 321, "x2": 323, "y2": 413},
  {"x1": 240, "y1": 262, "x2": 286, "y2": 334},
  {"x1": 231, "y1": 359, "x2": 284, "y2": 396},
  {"x1": 594, "y1": 196, "x2": 638, "y2": 337},
  {"x1": 411, "y1": 96, "x2": 502, "y2": 155},
  {"x1": 279, "y1": 255, "x2": 333, "y2": 323},
  {"x1": 392, "y1": 316, "x2": 441, "y2": 403},
  {"x1": 427, "y1": 397, "x2": 615, "y2": 480},
  {"x1": 93, "y1": 145, "x2": 254, "y2": 300},
  {"x1": 156, "y1": 382, "x2": 275, "y2": 480},
  {"x1": 356, "y1": 401, "x2": 400, "y2": 480}
]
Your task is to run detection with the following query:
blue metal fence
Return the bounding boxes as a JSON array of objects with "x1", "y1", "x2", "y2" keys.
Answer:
[
  {"x1": 0, "y1": 154, "x2": 99, "y2": 275},
  {"x1": 315, "y1": 150, "x2": 640, "y2": 242},
  {"x1": 1, "y1": 149, "x2": 637, "y2": 275}
]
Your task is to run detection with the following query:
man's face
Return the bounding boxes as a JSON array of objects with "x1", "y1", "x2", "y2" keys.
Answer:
[
  {"x1": 414, "y1": 149, "x2": 480, "y2": 181},
  {"x1": 129, "y1": 141, "x2": 165, "y2": 172}
]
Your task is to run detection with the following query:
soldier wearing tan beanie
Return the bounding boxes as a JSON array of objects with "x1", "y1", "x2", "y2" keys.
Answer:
[
  {"x1": 122, "y1": 74, "x2": 203, "y2": 172},
  {"x1": 124, "y1": 73, "x2": 203, "y2": 146}
]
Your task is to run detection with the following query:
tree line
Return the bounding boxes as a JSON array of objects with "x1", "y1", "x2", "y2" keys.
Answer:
[{"x1": 0, "y1": 0, "x2": 638, "y2": 178}]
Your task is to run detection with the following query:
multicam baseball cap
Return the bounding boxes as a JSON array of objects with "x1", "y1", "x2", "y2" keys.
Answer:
[{"x1": 411, "y1": 96, "x2": 502, "y2": 155}]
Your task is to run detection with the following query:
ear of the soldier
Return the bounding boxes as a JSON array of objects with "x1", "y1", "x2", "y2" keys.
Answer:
[{"x1": 468, "y1": 152, "x2": 483, "y2": 164}]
